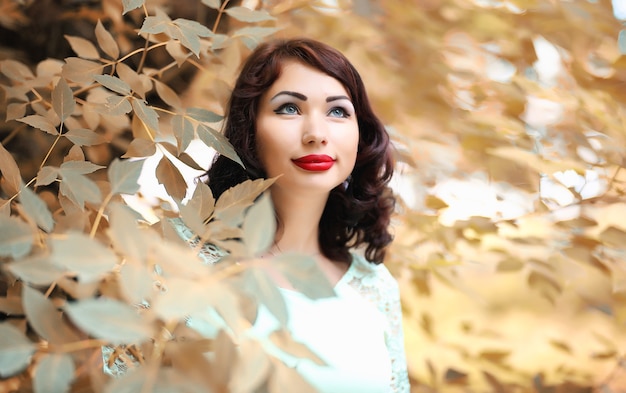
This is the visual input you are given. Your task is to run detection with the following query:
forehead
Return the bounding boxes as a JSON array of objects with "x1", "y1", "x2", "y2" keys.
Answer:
[{"x1": 265, "y1": 60, "x2": 350, "y2": 98}]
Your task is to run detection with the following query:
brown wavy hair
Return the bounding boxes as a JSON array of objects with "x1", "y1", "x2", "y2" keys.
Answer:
[{"x1": 206, "y1": 38, "x2": 395, "y2": 264}]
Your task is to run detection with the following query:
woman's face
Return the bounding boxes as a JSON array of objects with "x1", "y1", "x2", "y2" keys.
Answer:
[{"x1": 255, "y1": 60, "x2": 359, "y2": 196}]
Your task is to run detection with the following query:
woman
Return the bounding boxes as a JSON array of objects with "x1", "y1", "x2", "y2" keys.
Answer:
[{"x1": 198, "y1": 38, "x2": 410, "y2": 393}]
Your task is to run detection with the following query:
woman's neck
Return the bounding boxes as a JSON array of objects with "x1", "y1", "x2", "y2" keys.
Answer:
[{"x1": 269, "y1": 188, "x2": 328, "y2": 256}]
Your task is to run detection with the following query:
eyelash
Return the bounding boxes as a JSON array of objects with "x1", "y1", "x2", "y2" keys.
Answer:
[{"x1": 273, "y1": 103, "x2": 352, "y2": 118}]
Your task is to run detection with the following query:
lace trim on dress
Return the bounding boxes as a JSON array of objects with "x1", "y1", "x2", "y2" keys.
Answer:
[{"x1": 343, "y1": 254, "x2": 411, "y2": 393}]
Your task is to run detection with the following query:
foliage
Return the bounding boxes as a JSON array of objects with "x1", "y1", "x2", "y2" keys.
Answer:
[{"x1": 1, "y1": 0, "x2": 626, "y2": 392}]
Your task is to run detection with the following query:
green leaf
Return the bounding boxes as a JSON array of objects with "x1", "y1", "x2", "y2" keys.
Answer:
[
  {"x1": 186, "y1": 107, "x2": 223, "y2": 123},
  {"x1": 0, "y1": 216, "x2": 33, "y2": 259},
  {"x1": 171, "y1": 114, "x2": 194, "y2": 153},
  {"x1": 33, "y1": 353, "x2": 75, "y2": 393},
  {"x1": 17, "y1": 115, "x2": 57, "y2": 135},
  {"x1": 0, "y1": 323, "x2": 36, "y2": 377},
  {"x1": 274, "y1": 253, "x2": 336, "y2": 299},
  {"x1": 95, "y1": 20, "x2": 120, "y2": 60},
  {"x1": 197, "y1": 124, "x2": 243, "y2": 167},
  {"x1": 108, "y1": 158, "x2": 145, "y2": 195},
  {"x1": 131, "y1": 98, "x2": 160, "y2": 132},
  {"x1": 122, "y1": 0, "x2": 144, "y2": 15},
  {"x1": 232, "y1": 26, "x2": 280, "y2": 39},
  {"x1": 50, "y1": 232, "x2": 117, "y2": 282},
  {"x1": 0, "y1": 140, "x2": 22, "y2": 195},
  {"x1": 243, "y1": 193, "x2": 275, "y2": 257},
  {"x1": 64, "y1": 298, "x2": 153, "y2": 345},
  {"x1": 62, "y1": 57, "x2": 104, "y2": 85},
  {"x1": 201, "y1": 0, "x2": 221, "y2": 10},
  {"x1": 64, "y1": 128, "x2": 106, "y2": 146},
  {"x1": 22, "y1": 286, "x2": 78, "y2": 344},
  {"x1": 94, "y1": 75, "x2": 131, "y2": 96},
  {"x1": 156, "y1": 155, "x2": 187, "y2": 201},
  {"x1": 174, "y1": 18, "x2": 213, "y2": 38},
  {"x1": 52, "y1": 78, "x2": 75, "y2": 122},
  {"x1": 224, "y1": 6, "x2": 276, "y2": 22},
  {"x1": 19, "y1": 186, "x2": 54, "y2": 232},
  {"x1": 7, "y1": 255, "x2": 66, "y2": 285},
  {"x1": 65, "y1": 35, "x2": 100, "y2": 60}
]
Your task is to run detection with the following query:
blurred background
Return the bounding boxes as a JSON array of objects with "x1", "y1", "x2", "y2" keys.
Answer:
[{"x1": 2, "y1": 0, "x2": 626, "y2": 391}]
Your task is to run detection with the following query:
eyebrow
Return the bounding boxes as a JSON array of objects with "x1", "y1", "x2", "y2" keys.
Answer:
[
  {"x1": 270, "y1": 91, "x2": 307, "y2": 101},
  {"x1": 270, "y1": 91, "x2": 353, "y2": 103}
]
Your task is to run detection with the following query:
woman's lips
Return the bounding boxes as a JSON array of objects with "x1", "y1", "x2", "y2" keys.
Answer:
[{"x1": 292, "y1": 154, "x2": 335, "y2": 171}]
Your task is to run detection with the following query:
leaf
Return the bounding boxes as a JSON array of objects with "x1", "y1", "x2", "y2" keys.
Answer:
[
  {"x1": 52, "y1": 78, "x2": 75, "y2": 122},
  {"x1": 224, "y1": 6, "x2": 276, "y2": 22},
  {"x1": 151, "y1": 241, "x2": 208, "y2": 279},
  {"x1": 139, "y1": 10, "x2": 172, "y2": 35},
  {"x1": 154, "y1": 80, "x2": 182, "y2": 109},
  {"x1": 186, "y1": 181, "x2": 215, "y2": 223},
  {"x1": 156, "y1": 156, "x2": 187, "y2": 201},
  {"x1": 0, "y1": 59, "x2": 34, "y2": 81},
  {"x1": 50, "y1": 232, "x2": 118, "y2": 282},
  {"x1": 229, "y1": 339, "x2": 271, "y2": 393},
  {"x1": 243, "y1": 193, "x2": 275, "y2": 256},
  {"x1": 197, "y1": 124, "x2": 243, "y2": 167},
  {"x1": 62, "y1": 57, "x2": 103, "y2": 85},
  {"x1": 186, "y1": 107, "x2": 223, "y2": 123},
  {"x1": 64, "y1": 298, "x2": 153, "y2": 345},
  {"x1": 33, "y1": 353, "x2": 75, "y2": 393},
  {"x1": 19, "y1": 186, "x2": 54, "y2": 232},
  {"x1": 122, "y1": 138, "x2": 156, "y2": 158},
  {"x1": 7, "y1": 255, "x2": 66, "y2": 285},
  {"x1": 116, "y1": 62, "x2": 151, "y2": 100},
  {"x1": 0, "y1": 216, "x2": 33, "y2": 259},
  {"x1": 232, "y1": 26, "x2": 280, "y2": 40},
  {"x1": 93, "y1": 75, "x2": 131, "y2": 96},
  {"x1": 0, "y1": 323, "x2": 36, "y2": 377},
  {"x1": 620, "y1": 30, "x2": 626, "y2": 55},
  {"x1": 242, "y1": 268, "x2": 288, "y2": 326},
  {"x1": 7, "y1": 102, "x2": 27, "y2": 120},
  {"x1": 35, "y1": 167, "x2": 58, "y2": 187},
  {"x1": 268, "y1": 359, "x2": 318, "y2": 393},
  {"x1": 131, "y1": 98, "x2": 160, "y2": 133},
  {"x1": 171, "y1": 114, "x2": 193, "y2": 153},
  {"x1": 165, "y1": 41, "x2": 190, "y2": 67},
  {"x1": 65, "y1": 35, "x2": 100, "y2": 60},
  {"x1": 22, "y1": 286, "x2": 78, "y2": 344},
  {"x1": 274, "y1": 253, "x2": 336, "y2": 299},
  {"x1": 107, "y1": 202, "x2": 149, "y2": 262},
  {"x1": 64, "y1": 128, "x2": 107, "y2": 146},
  {"x1": 152, "y1": 278, "x2": 208, "y2": 321},
  {"x1": 0, "y1": 297, "x2": 23, "y2": 317},
  {"x1": 119, "y1": 261, "x2": 154, "y2": 305},
  {"x1": 0, "y1": 141, "x2": 22, "y2": 195},
  {"x1": 108, "y1": 158, "x2": 145, "y2": 195},
  {"x1": 173, "y1": 18, "x2": 213, "y2": 38},
  {"x1": 59, "y1": 160, "x2": 104, "y2": 175},
  {"x1": 59, "y1": 172, "x2": 102, "y2": 210},
  {"x1": 17, "y1": 115, "x2": 57, "y2": 135},
  {"x1": 95, "y1": 20, "x2": 119, "y2": 60},
  {"x1": 201, "y1": 0, "x2": 221, "y2": 10},
  {"x1": 99, "y1": 94, "x2": 132, "y2": 116},
  {"x1": 122, "y1": 0, "x2": 144, "y2": 14},
  {"x1": 178, "y1": 152, "x2": 204, "y2": 171},
  {"x1": 215, "y1": 178, "x2": 276, "y2": 225}
]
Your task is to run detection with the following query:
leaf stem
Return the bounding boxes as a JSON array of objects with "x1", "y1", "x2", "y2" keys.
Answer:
[
  {"x1": 39, "y1": 132, "x2": 63, "y2": 171},
  {"x1": 212, "y1": 0, "x2": 232, "y2": 34},
  {"x1": 90, "y1": 192, "x2": 114, "y2": 238}
]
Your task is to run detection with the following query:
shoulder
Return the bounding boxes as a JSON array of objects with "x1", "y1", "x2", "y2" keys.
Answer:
[{"x1": 343, "y1": 252, "x2": 401, "y2": 312}]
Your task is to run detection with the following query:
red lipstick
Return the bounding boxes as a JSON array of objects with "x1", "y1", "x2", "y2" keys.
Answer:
[{"x1": 292, "y1": 154, "x2": 335, "y2": 171}]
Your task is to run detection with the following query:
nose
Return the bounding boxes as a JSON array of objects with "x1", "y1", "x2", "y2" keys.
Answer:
[{"x1": 301, "y1": 113, "x2": 328, "y2": 145}]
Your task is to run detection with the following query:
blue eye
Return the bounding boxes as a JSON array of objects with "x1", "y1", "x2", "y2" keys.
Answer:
[
  {"x1": 328, "y1": 107, "x2": 350, "y2": 118},
  {"x1": 274, "y1": 103, "x2": 299, "y2": 115}
]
